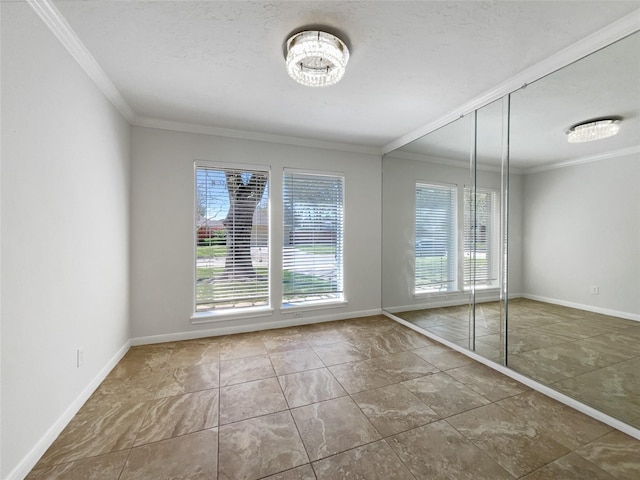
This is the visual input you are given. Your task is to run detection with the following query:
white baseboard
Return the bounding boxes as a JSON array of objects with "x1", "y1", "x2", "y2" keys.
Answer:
[
  {"x1": 522, "y1": 294, "x2": 640, "y2": 322},
  {"x1": 383, "y1": 311, "x2": 640, "y2": 441},
  {"x1": 130, "y1": 308, "x2": 382, "y2": 346},
  {"x1": 6, "y1": 340, "x2": 131, "y2": 480},
  {"x1": 384, "y1": 292, "x2": 517, "y2": 314}
]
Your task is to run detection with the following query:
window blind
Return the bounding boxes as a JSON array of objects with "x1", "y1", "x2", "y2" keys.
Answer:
[
  {"x1": 464, "y1": 187, "x2": 499, "y2": 290},
  {"x1": 415, "y1": 183, "x2": 457, "y2": 293},
  {"x1": 283, "y1": 171, "x2": 344, "y2": 305},
  {"x1": 195, "y1": 166, "x2": 269, "y2": 312}
]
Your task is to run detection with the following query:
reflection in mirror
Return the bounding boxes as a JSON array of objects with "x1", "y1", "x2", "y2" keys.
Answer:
[
  {"x1": 382, "y1": 98, "x2": 512, "y2": 364},
  {"x1": 382, "y1": 115, "x2": 476, "y2": 350},
  {"x1": 469, "y1": 98, "x2": 508, "y2": 361},
  {"x1": 382, "y1": 29, "x2": 639, "y2": 434},
  {"x1": 507, "y1": 31, "x2": 640, "y2": 428}
]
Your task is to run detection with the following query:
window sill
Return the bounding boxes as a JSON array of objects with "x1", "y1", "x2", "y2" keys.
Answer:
[
  {"x1": 463, "y1": 287, "x2": 501, "y2": 293},
  {"x1": 191, "y1": 306, "x2": 274, "y2": 324},
  {"x1": 414, "y1": 290, "x2": 462, "y2": 299},
  {"x1": 281, "y1": 299, "x2": 348, "y2": 313}
]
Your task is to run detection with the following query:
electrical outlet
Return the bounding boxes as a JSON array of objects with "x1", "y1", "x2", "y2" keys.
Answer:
[
  {"x1": 77, "y1": 347, "x2": 85, "y2": 368},
  {"x1": 591, "y1": 286, "x2": 599, "y2": 295},
  {"x1": 293, "y1": 311, "x2": 303, "y2": 319}
]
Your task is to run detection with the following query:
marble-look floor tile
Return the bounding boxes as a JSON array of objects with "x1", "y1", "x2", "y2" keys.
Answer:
[
  {"x1": 219, "y1": 354, "x2": 275, "y2": 386},
  {"x1": 347, "y1": 336, "x2": 407, "y2": 357},
  {"x1": 328, "y1": 359, "x2": 396, "y2": 394},
  {"x1": 502, "y1": 329, "x2": 576, "y2": 354},
  {"x1": 552, "y1": 361, "x2": 640, "y2": 424},
  {"x1": 352, "y1": 383, "x2": 439, "y2": 436},
  {"x1": 218, "y1": 411, "x2": 308, "y2": 480},
  {"x1": 371, "y1": 351, "x2": 439, "y2": 381},
  {"x1": 301, "y1": 328, "x2": 349, "y2": 347},
  {"x1": 574, "y1": 430, "x2": 640, "y2": 480},
  {"x1": 372, "y1": 352, "x2": 440, "y2": 382},
  {"x1": 169, "y1": 343, "x2": 221, "y2": 367},
  {"x1": 111, "y1": 347, "x2": 172, "y2": 377},
  {"x1": 261, "y1": 330, "x2": 310, "y2": 353},
  {"x1": 575, "y1": 332, "x2": 640, "y2": 360},
  {"x1": 402, "y1": 372, "x2": 490, "y2": 418},
  {"x1": 291, "y1": 396, "x2": 381, "y2": 461},
  {"x1": 219, "y1": 334, "x2": 267, "y2": 360},
  {"x1": 424, "y1": 323, "x2": 471, "y2": 341},
  {"x1": 510, "y1": 342, "x2": 628, "y2": 384},
  {"x1": 89, "y1": 370, "x2": 161, "y2": 406},
  {"x1": 134, "y1": 389, "x2": 218, "y2": 446},
  {"x1": 534, "y1": 322, "x2": 613, "y2": 340},
  {"x1": 26, "y1": 450, "x2": 129, "y2": 479},
  {"x1": 312, "y1": 440, "x2": 415, "y2": 480},
  {"x1": 36, "y1": 401, "x2": 149, "y2": 467},
  {"x1": 311, "y1": 342, "x2": 371, "y2": 366},
  {"x1": 269, "y1": 347, "x2": 324, "y2": 375},
  {"x1": 155, "y1": 362, "x2": 219, "y2": 398},
  {"x1": 446, "y1": 363, "x2": 529, "y2": 401},
  {"x1": 497, "y1": 391, "x2": 612, "y2": 449},
  {"x1": 121, "y1": 428, "x2": 218, "y2": 479},
  {"x1": 447, "y1": 403, "x2": 569, "y2": 477},
  {"x1": 278, "y1": 368, "x2": 346, "y2": 408},
  {"x1": 220, "y1": 377, "x2": 288, "y2": 424},
  {"x1": 411, "y1": 344, "x2": 473, "y2": 370},
  {"x1": 388, "y1": 420, "x2": 515, "y2": 479},
  {"x1": 521, "y1": 452, "x2": 617, "y2": 480},
  {"x1": 262, "y1": 465, "x2": 316, "y2": 480}
]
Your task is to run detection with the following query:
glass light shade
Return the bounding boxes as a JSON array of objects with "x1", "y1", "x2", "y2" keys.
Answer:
[
  {"x1": 286, "y1": 31, "x2": 349, "y2": 87},
  {"x1": 567, "y1": 119, "x2": 620, "y2": 143}
]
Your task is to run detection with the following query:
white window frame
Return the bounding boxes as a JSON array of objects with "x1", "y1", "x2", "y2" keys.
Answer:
[
  {"x1": 463, "y1": 185, "x2": 500, "y2": 292},
  {"x1": 414, "y1": 181, "x2": 458, "y2": 295},
  {"x1": 192, "y1": 160, "x2": 272, "y2": 320},
  {"x1": 282, "y1": 168, "x2": 345, "y2": 308}
]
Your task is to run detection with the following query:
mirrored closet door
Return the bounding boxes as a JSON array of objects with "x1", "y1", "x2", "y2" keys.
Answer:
[{"x1": 382, "y1": 30, "x2": 640, "y2": 431}]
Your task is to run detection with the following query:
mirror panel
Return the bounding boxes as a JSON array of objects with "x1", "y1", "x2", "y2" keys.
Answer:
[
  {"x1": 382, "y1": 29, "x2": 640, "y2": 432},
  {"x1": 470, "y1": 98, "x2": 508, "y2": 361},
  {"x1": 507, "y1": 31, "x2": 640, "y2": 428},
  {"x1": 382, "y1": 115, "x2": 473, "y2": 343}
]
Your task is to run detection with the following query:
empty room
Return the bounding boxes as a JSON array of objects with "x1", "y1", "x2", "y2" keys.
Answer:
[{"x1": 2, "y1": 1, "x2": 639, "y2": 479}]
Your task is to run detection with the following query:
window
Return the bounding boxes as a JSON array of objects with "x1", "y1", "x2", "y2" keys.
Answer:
[
  {"x1": 283, "y1": 171, "x2": 344, "y2": 305},
  {"x1": 195, "y1": 164, "x2": 269, "y2": 312},
  {"x1": 464, "y1": 187, "x2": 499, "y2": 290},
  {"x1": 415, "y1": 183, "x2": 457, "y2": 293}
]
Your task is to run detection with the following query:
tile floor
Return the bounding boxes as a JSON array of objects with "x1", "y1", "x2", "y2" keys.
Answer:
[
  {"x1": 398, "y1": 298, "x2": 640, "y2": 427},
  {"x1": 28, "y1": 315, "x2": 640, "y2": 479}
]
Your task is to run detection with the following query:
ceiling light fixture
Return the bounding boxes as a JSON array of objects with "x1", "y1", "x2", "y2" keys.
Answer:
[
  {"x1": 285, "y1": 30, "x2": 349, "y2": 87},
  {"x1": 567, "y1": 119, "x2": 621, "y2": 143}
]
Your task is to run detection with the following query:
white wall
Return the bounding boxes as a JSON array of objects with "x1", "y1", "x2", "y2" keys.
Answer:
[
  {"x1": 381, "y1": 155, "x2": 523, "y2": 311},
  {"x1": 1, "y1": 3, "x2": 131, "y2": 478},
  {"x1": 130, "y1": 126, "x2": 382, "y2": 341},
  {"x1": 522, "y1": 155, "x2": 640, "y2": 318}
]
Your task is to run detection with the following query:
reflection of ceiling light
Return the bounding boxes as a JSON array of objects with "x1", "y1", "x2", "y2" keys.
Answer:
[
  {"x1": 567, "y1": 119, "x2": 620, "y2": 143},
  {"x1": 285, "y1": 31, "x2": 349, "y2": 87}
]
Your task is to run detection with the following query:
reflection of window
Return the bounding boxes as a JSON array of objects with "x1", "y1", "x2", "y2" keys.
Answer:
[
  {"x1": 415, "y1": 183, "x2": 457, "y2": 293},
  {"x1": 283, "y1": 170, "x2": 344, "y2": 306},
  {"x1": 464, "y1": 187, "x2": 499, "y2": 290},
  {"x1": 195, "y1": 164, "x2": 269, "y2": 312}
]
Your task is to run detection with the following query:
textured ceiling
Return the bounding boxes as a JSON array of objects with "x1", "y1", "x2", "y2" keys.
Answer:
[
  {"x1": 396, "y1": 30, "x2": 640, "y2": 169},
  {"x1": 53, "y1": 1, "x2": 640, "y2": 149}
]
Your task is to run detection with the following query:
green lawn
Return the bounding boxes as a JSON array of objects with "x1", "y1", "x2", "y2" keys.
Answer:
[{"x1": 197, "y1": 245, "x2": 227, "y2": 258}]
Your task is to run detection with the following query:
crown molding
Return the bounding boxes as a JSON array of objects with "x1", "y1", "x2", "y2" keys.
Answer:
[
  {"x1": 132, "y1": 117, "x2": 383, "y2": 156},
  {"x1": 27, "y1": 0, "x2": 135, "y2": 122},
  {"x1": 523, "y1": 145, "x2": 640, "y2": 174},
  {"x1": 384, "y1": 149, "x2": 527, "y2": 175},
  {"x1": 383, "y1": 8, "x2": 640, "y2": 154}
]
